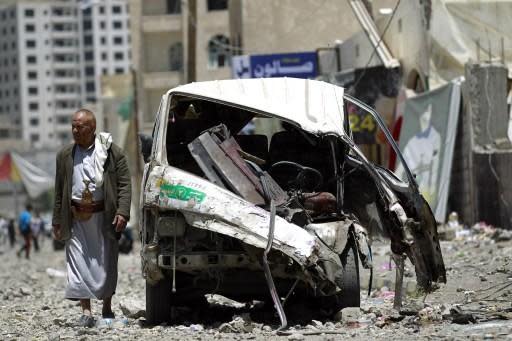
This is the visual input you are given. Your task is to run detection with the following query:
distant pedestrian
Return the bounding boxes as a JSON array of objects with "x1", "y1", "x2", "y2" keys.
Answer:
[
  {"x1": 7, "y1": 219, "x2": 15, "y2": 247},
  {"x1": 0, "y1": 216, "x2": 7, "y2": 245},
  {"x1": 31, "y1": 212, "x2": 42, "y2": 252},
  {"x1": 17, "y1": 204, "x2": 32, "y2": 259}
]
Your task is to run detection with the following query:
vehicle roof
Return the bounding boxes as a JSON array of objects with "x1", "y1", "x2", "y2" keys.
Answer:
[{"x1": 166, "y1": 78, "x2": 347, "y2": 137}]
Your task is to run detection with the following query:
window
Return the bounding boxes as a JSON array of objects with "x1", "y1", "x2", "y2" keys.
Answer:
[
  {"x1": 25, "y1": 24, "x2": 35, "y2": 32},
  {"x1": 112, "y1": 5, "x2": 122, "y2": 14},
  {"x1": 113, "y1": 36, "x2": 123, "y2": 45},
  {"x1": 102, "y1": 68, "x2": 108, "y2": 75},
  {"x1": 30, "y1": 133, "x2": 39, "y2": 143},
  {"x1": 101, "y1": 37, "x2": 106, "y2": 44},
  {"x1": 57, "y1": 116, "x2": 69, "y2": 124},
  {"x1": 167, "y1": 0, "x2": 181, "y2": 14},
  {"x1": 99, "y1": 6, "x2": 105, "y2": 14},
  {"x1": 29, "y1": 117, "x2": 39, "y2": 126},
  {"x1": 85, "y1": 51, "x2": 93, "y2": 61},
  {"x1": 29, "y1": 102, "x2": 39, "y2": 110},
  {"x1": 58, "y1": 132, "x2": 69, "y2": 141},
  {"x1": 100, "y1": 21, "x2": 106, "y2": 29},
  {"x1": 113, "y1": 21, "x2": 122, "y2": 29},
  {"x1": 84, "y1": 35, "x2": 93, "y2": 45},
  {"x1": 115, "y1": 67, "x2": 124, "y2": 74},
  {"x1": 85, "y1": 66, "x2": 94, "y2": 76},
  {"x1": 83, "y1": 20, "x2": 92, "y2": 30},
  {"x1": 208, "y1": 35, "x2": 231, "y2": 68},
  {"x1": 207, "y1": 0, "x2": 228, "y2": 11},
  {"x1": 24, "y1": 8, "x2": 34, "y2": 17},
  {"x1": 86, "y1": 82, "x2": 95, "y2": 92},
  {"x1": 27, "y1": 55, "x2": 36, "y2": 64},
  {"x1": 28, "y1": 87, "x2": 38, "y2": 95},
  {"x1": 114, "y1": 52, "x2": 124, "y2": 61},
  {"x1": 101, "y1": 52, "x2": 107, "y2": 60},
  {"x1": 26, "y1": 40, "x2": 36, "y2": 48},
  {"x1": 169, "y1": 42, "x2": 183, "y2": 71}
]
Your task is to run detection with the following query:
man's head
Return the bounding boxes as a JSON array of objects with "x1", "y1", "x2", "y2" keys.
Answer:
[{"x1": 72, "y1": 109, "x2": 96, "y2": 148}]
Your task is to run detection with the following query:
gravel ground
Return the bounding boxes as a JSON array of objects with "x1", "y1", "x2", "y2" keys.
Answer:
[{"x1": 1, "y1": 226, "x2": 512, "y2": 340}]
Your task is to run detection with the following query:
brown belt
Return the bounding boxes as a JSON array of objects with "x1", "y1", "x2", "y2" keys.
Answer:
[{"x1": 71, "y1": 200, "x2": 105, "y2": 213}]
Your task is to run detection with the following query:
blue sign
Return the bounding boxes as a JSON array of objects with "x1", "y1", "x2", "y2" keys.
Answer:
[{"x1": 232, "y1": 52, "x2": 317, "y2": 79}]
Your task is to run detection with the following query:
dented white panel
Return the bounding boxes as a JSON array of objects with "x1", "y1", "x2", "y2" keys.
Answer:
[
  {"x1": 144, "y1": 165, "x2": 317, "y2": 260},
  {"x1": 166, "y1": 78, "x2": 346, "y2": 137}
]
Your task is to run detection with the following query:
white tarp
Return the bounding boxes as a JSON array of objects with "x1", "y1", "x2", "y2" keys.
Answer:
[
  {"x1": 431, "y1": 0, "x2": 512, "y2": 82},
  {"x1": 11, "y1": 152, "x2": 53, "y2": 198}
]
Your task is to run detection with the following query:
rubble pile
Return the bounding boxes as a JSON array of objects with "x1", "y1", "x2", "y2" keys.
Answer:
[{"x1": 1, "y1": 232, "x2": 512, "y2": 339}]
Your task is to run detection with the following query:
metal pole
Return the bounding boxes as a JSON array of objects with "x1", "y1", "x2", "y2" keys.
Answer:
[{"x1": 262, "y1": 200, "x2": 287, "y2": 331}]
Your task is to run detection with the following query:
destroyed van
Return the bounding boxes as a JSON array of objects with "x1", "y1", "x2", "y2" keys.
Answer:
[{"x1": 139, "y1": 78, "x2": 446, "y2": 325}]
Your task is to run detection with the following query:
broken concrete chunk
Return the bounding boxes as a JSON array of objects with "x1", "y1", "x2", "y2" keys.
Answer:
[{"x1": 119, "y1": 298, "x2": 145, "y2": 319}]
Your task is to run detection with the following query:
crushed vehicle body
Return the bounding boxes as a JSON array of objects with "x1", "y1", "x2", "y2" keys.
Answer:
[{"x1": 139, "y1": 78, "x2": 446, "y2": 324}]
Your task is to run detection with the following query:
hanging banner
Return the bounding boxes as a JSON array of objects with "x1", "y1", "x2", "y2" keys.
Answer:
[
  {"x1": 0, "y1": 152, "x2": 53, "y2": 198},
  {"x1": 395, "y1": 78, "x2": 463, "y2": 222}
]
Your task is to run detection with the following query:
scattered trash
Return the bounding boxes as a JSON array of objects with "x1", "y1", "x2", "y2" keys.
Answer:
[
  {"x1": 418, "y1": 306, "x2": 443, "y2": 323},
  {"x1": 189, "y1": 324, "x2": 204, "y2": 332},
  {"x1": 448, "y1": 306, "x2": 477, "y2": 324},
  {"x1": 218, "y1": 314, "x2": 254, "y2": 333},
  {"x1": 46, "y1": 268, "x2": 66, "y2": 278},
  {"x1": 287, "y1": 333, "x2": 305, "y2": 341},
  {"x1": 399, "y1": 300, "x2": 425, "y2": 316},
  {"x1": 464, "y1": 291, "x2": 476, "y2": 304},
  {"x1": 333, "y1": 307, "x2": 361, "y2": 324}
]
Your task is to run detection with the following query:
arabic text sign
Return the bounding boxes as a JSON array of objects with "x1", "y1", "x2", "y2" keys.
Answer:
[{"x1": 232, "y1": 52, "x2": 317, "y2": 79}]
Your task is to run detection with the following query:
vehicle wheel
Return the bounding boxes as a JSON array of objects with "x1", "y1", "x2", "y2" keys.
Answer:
[
  {"x1": 336, "y1": 237, "x2": 360, "y2": 308},
  {"x1": 316, "y1": 238, "x2": 360, "y2": 316},
  {"x1": 146, "y1": 275, "x2": 172, "y2": 325}
]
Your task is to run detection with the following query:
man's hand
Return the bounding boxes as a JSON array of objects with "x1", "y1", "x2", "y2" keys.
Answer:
[
  {"x1": 112, "y1": 215, "x2": 127, "y2": 232},
  {"x1": 52, "y1": 224, "x2": 62, "y2": 240}
]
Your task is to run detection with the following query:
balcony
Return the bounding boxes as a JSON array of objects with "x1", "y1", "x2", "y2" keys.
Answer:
[
  {"x1": 142, "y1": 71, "x2": 182, "y2": 89},
  {"x1": 54, "y1": 92, "x2": 81, "y2": 101},
  {"x1": 142, "y1": 15, "x2": 181, "y2": 33}
]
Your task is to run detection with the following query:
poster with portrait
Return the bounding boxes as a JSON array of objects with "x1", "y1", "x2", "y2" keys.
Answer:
[{"x1": 396, "y1": 78, "x2": 463, "y2": 222}]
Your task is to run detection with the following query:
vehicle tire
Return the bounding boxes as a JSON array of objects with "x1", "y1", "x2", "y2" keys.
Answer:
[
  {"x1": 146, "y1": 275, "x2": 172, "y2": 325},
  {"x1": 315, "y1": 238, "x2": 360, "y2": 316},
  {"x1": 336, "y1": 237, "x2": 361, "y2": 308}
]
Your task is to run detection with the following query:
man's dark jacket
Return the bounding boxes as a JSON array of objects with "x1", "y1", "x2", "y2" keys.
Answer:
[{"x1": 52, "y1": 142, "x2": 131, "y2": 241}]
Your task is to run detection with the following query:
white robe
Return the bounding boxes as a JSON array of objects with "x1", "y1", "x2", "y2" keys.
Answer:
[{"x1": 64, "y1": 144, "x2": 118, "y2": 300}]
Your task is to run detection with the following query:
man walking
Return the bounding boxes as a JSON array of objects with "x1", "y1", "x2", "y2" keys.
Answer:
[
  {"x1": 17, "y1": 204, "x2": 32, "y2": 259},
  {"x1": 52, "y1": 109, "x2": 131, "y2": 328}
]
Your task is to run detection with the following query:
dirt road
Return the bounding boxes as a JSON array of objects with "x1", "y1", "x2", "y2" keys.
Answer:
[{"x1": 1, "y1": 227, "x2": 511, "y2": 340}]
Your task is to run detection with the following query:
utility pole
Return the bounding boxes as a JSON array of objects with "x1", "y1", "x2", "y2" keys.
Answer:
[{"x1": 187, "y1": 0, "x2": 197, "y2": 82}]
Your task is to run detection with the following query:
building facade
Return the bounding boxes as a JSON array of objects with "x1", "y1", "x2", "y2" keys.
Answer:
[
  {"x1": 0, "y1": 0, "x2": 131, "y2": 150},
  {"x1": 130, "y1": 0, "x2": 232, "y2": 131}
]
